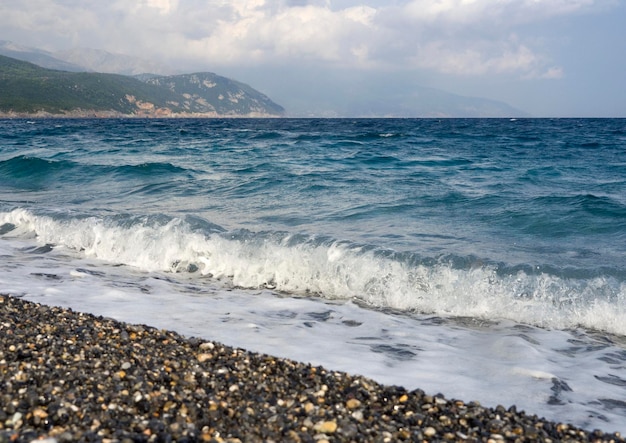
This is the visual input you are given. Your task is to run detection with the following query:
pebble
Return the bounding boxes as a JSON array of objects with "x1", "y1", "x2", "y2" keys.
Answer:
[
  {"x1": 314, "y1": 420, "x2": 337, "y2": 434},
  {"x1": 345, "y1": 398, "x2": 361, "y2": 409},
  {"x1": 424, "y1": 426, "x2": 437, "y2": 437},
  {"x1": 0, "y1": 294, "x2": 624, "y2": 442}
]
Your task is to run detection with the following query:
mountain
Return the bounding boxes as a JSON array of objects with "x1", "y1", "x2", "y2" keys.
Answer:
[
  {"x1": 285, "y1": 88, "x2": 528, "y2": 118},
  {"x1": 340, "y1": 86, "x2": 528, "y2": 118},
  {"x1": 263, "y1": 67, "x2": 529, "y2": 118},
  {"x1": 1, "y1": 41, "x2": 527, "y2": 117},
  {"x1": 0, "y1": 42, "x2": 173, "y2": 75},
  {"x1": 142, "y1": 73, "x2": 286, "y2": 117},
  {"x1": 0, "y1": 55, "x2": 285, "y2": 117},
  {"x1": 0, "y1": 40, "x2": 85, "y2": 72},
  {"x1": 54, "y1": 48, "x2": 174, "y2": 76}
]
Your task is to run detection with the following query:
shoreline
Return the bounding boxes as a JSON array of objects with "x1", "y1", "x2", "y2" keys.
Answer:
[
  {"x1": 0, "y1": 294, "x2": 623, "y2": 442},
  {"x1": 0, "y1": 112, "x2": 284, "y2": 119}
]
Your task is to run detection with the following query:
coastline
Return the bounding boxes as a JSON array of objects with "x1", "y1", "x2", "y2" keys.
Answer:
[
  {"x1": 0, "y1": 111, "x2": 284, "y2": 119},
  {"x1": 0, "y1": 294, "x2": 623, "y2": 443}
]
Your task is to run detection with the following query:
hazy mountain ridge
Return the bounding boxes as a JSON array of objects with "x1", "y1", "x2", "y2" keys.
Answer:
[
  {"x1": 54, "y1": 48, "x2": 175, "y2": 76},
  {"x1": 0, "y1": 41, "x2": 528, "y2": 117},
  {"x1": 0, "y1": 54, "x2": 285, "y2": 117},
  {"x1": 0, "y1": 40, "x2": 86, "y2": 72},
  {"x1": 342, "y1": 87, "x2": 528, "y2": 118}
]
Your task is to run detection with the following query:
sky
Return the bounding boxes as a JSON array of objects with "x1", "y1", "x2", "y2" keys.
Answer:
[{"x1": 1, "y1": 0, "x2": 625, "y2": 117}]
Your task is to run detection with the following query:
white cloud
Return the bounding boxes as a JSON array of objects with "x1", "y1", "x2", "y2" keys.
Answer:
[
  {"x1": 401, "y1": 0, "x2": 607, "y2": 26},
  {"x1": 0, "y1": 0, "x2": 617, "y2": 78},
  {"x1": 159, "y1": 2, "x2": 378, "y2": 66},
  {"x1": 409, "y1": 40, "x2": 539, "y2": 75},
  {"x1": 155, "y1": 0, "x2": 612, "y2": 77},
  {"x1": 537, "y1": 66, "x2": 564, "y2": 79},
  {"x1": 139, "y1": 0, "x2": 179, "y2": 15}
]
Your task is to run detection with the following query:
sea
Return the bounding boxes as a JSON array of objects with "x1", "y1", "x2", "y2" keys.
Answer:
[{"x1": 1, "y1": 118, "x2": 625, "y2": 434}]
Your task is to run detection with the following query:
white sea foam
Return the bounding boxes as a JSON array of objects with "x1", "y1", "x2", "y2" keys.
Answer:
[
  {"x1": 0, "y1": 231, "x2": 625, "y2": 434},
  {"x1": 2, "y1": 208, "x2": 625, "y2": 336}
]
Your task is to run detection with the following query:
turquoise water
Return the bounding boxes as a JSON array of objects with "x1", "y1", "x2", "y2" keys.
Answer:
[{"x1": 1, "y1": 118, "x2": 625, "y2": 432}]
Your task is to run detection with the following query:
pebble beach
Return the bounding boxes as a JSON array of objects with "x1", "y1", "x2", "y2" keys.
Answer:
[{"x1": 0, "y1": 294, "x2": 624, "y2": 443}]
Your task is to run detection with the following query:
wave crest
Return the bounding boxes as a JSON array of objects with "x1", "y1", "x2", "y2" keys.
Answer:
[{"x1": 2, "y1": 208, "x2": 625, "y2": 335}]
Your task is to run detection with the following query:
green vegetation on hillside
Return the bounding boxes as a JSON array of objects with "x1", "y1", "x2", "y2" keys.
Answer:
[{"x1": 0, "y1": 55, "x2": 284, "y2": 116}]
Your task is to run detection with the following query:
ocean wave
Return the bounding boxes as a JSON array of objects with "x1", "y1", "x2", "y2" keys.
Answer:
[
  {"x1": 0, "y1": 155, "x2": 77, "y2": 178},
  {"x1": 0, "y1": 154, "x2": 190, "y2": 179},
  {"x1": 0, "y1": 155, "x2": 85, "y2": 191},
  {"x1": 110, "y1": 161, "x2": 190, "y2": 177},
  {"x1": 0, "y1": 155, "x2": 195, "y2": 198},
  {"x1": 2, "y1": 208, "x2": 625, "y2": 335}
]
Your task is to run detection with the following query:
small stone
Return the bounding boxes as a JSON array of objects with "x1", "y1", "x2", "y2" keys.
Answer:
[
  {"x1": 439, "y1": 415, "x2": 452, "y2": 425},
  {"x1": 398, "y1": 429, "x2": 411, "y2": 439},
  {"x1": 32, "y1": 408, "x2": 48, "y2": 419},
  {"x1": 314, "y1": 387, "x2": 326, "y2": 397},
  {"x1": 424, "y1": 427, "x2": 437, "y2": 437},
  {"x1": 197, "y1": 353, "x2": 213, "y2": 362},
  {"x1": 346, "y1": 398, "x2": 361, "y2": 409},
  {"x1": 351, "y1": 410, "x2": 364, "y2": 421},
  {"x1": 285, "y1": 430, "x2": 300, "y2": 443},
  {"x1": 314, "y1": 420, "x2": 337, "y2": 434},
  {"x1": 557, "y1": 423, "x2": 569, "y2": 432},
  {"x1": 9, "y1": 411, "x2": 23, "y2": 427},
  {"x1": 304, "y1": 402, "x2": 315, "y2": 414},
  {"x1": 163, "y1": 401, "x2": 176, "y2": 412}
]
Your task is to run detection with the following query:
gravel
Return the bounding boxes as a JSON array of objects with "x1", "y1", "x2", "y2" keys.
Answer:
[{"x1": 1, "y1": 294, "x2": 623, "y2": 442}]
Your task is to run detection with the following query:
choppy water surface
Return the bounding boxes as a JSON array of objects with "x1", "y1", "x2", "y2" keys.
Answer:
[{"x1": 1, "y1": 118, "x2": 625, "y2": 433}]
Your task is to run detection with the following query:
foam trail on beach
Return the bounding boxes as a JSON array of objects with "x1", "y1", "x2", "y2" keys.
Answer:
[{"x1": 2, "y1": 208, "x2": 625, "y2": 336}]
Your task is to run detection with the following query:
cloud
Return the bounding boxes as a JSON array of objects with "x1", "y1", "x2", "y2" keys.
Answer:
[
  {"x1": 400, "y1": 0, "x2": 599, "y2": 24},
  {"x1": 155, "y1": 0, "x2": 611, "y2": 78},
  {"x1": 537, "y1": 66, "x2": 564, "y2": 80},
  {"x1": 0, "y1": 1, "x2": 99, "y2": 45},
  {"x1": 141, "y1": 0, "x2": 179, "y2": 15},
  {"x1": 0, "y1": 0, "x2": 616, "y2": 78},
  {"x1": 411, "y1": 41, "x2": 540, "y2": 76}
]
